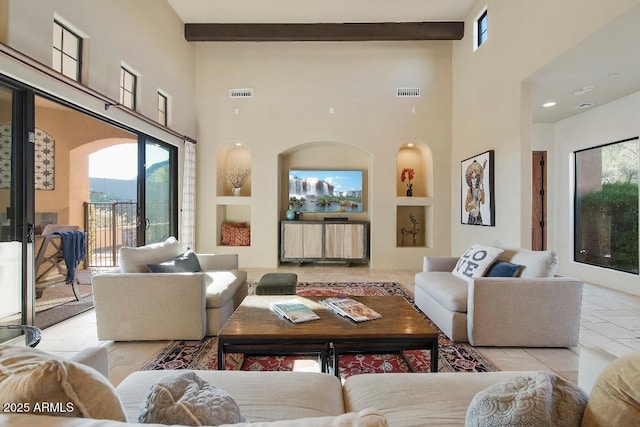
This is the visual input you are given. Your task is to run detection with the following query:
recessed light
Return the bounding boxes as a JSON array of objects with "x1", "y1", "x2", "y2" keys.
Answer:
[
  {"x1": 542, "y1": 101, "x2": 557, "y2": 108},
  {"x1": 235, "y1": 142, "x2": 242, "y2": 146},
  {"x1": 573, "y1": 85, "x2": 595, "y2": 96},
  {"x1": 407, "y1": 143, "x2": 414, "y2": 147}
]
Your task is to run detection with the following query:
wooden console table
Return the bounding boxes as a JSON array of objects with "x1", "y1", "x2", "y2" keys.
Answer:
[{"x1": 280, "y1": 220, "x2": 369, "y2": 265}]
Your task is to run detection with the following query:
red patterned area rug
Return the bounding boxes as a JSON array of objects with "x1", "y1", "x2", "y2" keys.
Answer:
[{"x1": 141, "y1": 282, "x2": 498, "y2": 378}]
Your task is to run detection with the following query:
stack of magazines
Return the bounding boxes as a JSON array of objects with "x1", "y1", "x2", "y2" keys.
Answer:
[
  {"x1": 320, "y1": 297, "x2": 382, "y2": 322},
  {"x1": 270, "y1": 299, "x2": 320, "y2": 323}
]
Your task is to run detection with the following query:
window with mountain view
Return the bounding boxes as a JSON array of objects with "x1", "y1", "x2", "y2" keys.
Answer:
[{"x1": 574, "y1": 137, "x2": 639, "y2": 274}]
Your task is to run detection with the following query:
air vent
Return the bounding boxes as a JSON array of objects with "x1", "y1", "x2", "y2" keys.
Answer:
[
  {"x1": 575, "y1": 102, "x2": 594, "y2": 109},
  {"x1": 229, "y1": 88, "x2": 253, "y2": 98},
  {"x1": 396, "y1": 87, "x2": 421, "y2": 97}
]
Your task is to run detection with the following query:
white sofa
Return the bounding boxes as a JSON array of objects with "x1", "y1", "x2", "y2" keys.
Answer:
[
  {"x1": 92, "y1": 237, "x2": 248, "y2": 340},
  {"x1": 414, "y1": 244, "x2": 584, "y2": 346},
  {"x1": 1, "y1": 345, "x2": 635, "y2": 427}
]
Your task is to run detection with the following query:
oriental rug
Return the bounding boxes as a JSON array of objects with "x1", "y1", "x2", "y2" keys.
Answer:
[{"x1": 141, "y1": 281, "x2": 498, "y2": 378}]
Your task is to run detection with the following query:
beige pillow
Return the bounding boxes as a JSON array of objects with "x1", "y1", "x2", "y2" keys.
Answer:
[
  {"x1": 493, "y1": 241, "x2": 558, "y2": 278},
  {"x1": 466, "y1": 371, "x2": 587, "y2": 427},
  {"x1": 119, "y1": 236, "x2": 183, "y2": 273},
  {"x1": 452, "y1": 244, "x2": 504, "y2": 282},
  {"x1": 0, "y1": 345, "x2": 126, "y2": 421},
  {"x1": 581, "y1": 352, "x2": 640, "y2": 426}
]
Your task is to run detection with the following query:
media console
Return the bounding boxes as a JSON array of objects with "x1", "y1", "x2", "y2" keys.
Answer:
[{"x1": 280, "y1": 220, "x2": 369, "y2": 266}]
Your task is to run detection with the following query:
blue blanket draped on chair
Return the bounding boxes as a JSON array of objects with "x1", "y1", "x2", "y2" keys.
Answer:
[{"x1": 54, "y1": 231, "x2": 87, "y2": 284}]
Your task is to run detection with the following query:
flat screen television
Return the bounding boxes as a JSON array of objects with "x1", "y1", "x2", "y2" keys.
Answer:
[{"x1": 288, "y1": 169, "x2": 363, "y2": 213}]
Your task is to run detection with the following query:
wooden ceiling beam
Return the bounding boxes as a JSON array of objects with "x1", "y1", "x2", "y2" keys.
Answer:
[{"x1": 185, "y1": 22, "x2": 464, "y2": 42}]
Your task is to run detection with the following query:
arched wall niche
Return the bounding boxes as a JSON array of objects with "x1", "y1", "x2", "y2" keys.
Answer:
[
  {"x1": 396, "y1": 142, "x2": 432, "y2": 198},
  {"x1": 278, "y1": 140, "x2": 371, "y2": 221},
  {"x1": 216, "y1": 140, "x2": 252, "y2": 197}
]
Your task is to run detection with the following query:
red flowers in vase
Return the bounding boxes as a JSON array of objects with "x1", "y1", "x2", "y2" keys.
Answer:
[{"x1": 401, "y1": 168, "x2": 415, "y2": 196}]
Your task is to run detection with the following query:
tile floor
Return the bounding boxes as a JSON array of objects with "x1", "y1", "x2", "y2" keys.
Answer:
[{"x1": 35, "y1": 266, "x2": 640, "y2": 386}]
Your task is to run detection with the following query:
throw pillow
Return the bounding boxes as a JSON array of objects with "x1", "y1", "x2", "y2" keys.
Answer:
[
  {"x1": 485, "y1": 261, "x2": 522, "y2": 277},
  {"x1": 139, "y1": 371, "x2": 245, "y2": 426},
  {"x1": 221, "y1": 222, "x2": 247, "y2": 245},
  {"x1": 119, "y1": 236, "x2": 184, "y2": 273},
  {"x1": 452, "y1": 245, "x2": 504, "y2": 281},
  {"x1": 465, "y1": 372, "x2": 588, "y2": 427},
  {"x1": 0, "y1": 345, "x2": 126, "y2": 421},
  {"x1": 225, "y1": 225, "x2": 251, "y2": 246},
  {"x1": 147, "y1": 248, "x2": 202, "y2": 273},
  {"x1": 493, "y1": 241, "x2": 558, "y2": 278},
  {"x1": 581, "y1": 352, "x2": 640, "y2": 426}
]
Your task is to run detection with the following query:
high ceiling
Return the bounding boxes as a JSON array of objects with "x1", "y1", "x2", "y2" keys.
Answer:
[
  {"x1": 167, "y1": 1, "x2": 640, "y2": 124},
  {"x1": 166, "y1": 0, "x2": 476, "y2": 23}
]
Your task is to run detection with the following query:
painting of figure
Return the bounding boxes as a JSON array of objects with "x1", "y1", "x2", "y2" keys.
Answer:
[{"x1": 461, "y1": 150, "x2": 495, "y2": 226}]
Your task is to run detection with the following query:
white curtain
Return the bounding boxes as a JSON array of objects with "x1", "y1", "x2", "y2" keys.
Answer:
[{"x1": 181, "y1": 140, "x2": 196, "y2": 250}]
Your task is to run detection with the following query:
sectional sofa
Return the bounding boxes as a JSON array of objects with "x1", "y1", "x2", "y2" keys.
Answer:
[{"x1": 1, "y1": 345, "x2": 637, "y2": 426}]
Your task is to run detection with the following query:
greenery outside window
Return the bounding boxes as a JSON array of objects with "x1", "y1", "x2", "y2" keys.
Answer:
[
  {"x1": 52, "y1": 20, "x2": 82, "y2": 81},
  {"x1": 574, "y1": 137, "x2": 639, "y2": 274},
  {"x1": 120, "y1": 66, "x2": 137, "y2": 110}
]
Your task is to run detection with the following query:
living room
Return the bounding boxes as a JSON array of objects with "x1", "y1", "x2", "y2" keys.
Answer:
[{"x1": 1, "y1": 1, "x2": 640, "y2": 425}]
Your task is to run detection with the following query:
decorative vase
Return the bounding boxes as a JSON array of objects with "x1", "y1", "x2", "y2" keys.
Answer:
[
  {"x1": 286, "y1": 209, "x2": 296, "y2": 220},
  {"x1": 406, "y1": 184, "x2": 413, "y2": 197},
  {"x1": 232, "y1": 187, "x2": 241, "y2": 196}
]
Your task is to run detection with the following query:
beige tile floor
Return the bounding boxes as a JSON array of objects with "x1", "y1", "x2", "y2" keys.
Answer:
[{"x1": 35, "y1": 266, "x2": 640, "y2": 386}]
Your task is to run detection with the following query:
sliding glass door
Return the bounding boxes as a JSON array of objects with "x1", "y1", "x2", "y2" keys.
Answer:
[{"x1": 0, "y1": 81, "x2": 35, "y2": 329}]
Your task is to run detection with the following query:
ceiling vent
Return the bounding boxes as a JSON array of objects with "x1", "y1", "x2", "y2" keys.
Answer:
[
  {"x1": 229, "y1": 88, "x2": 253, "y2": 98},
  {"x1": 575, "y1": 102, "x2": 594, "y2": 109},
  {"x1": 396, "y1": 87, "x2": 421, "y2": 97}
]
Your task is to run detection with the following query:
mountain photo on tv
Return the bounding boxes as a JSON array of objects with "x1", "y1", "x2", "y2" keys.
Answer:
[{"x1": 288, "y1": 169, "x2": 363, "y2": 213}]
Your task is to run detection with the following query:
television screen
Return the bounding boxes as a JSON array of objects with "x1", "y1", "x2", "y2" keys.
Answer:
[{"x1": 288, "y1": 169, "x2": 363, "y2": 213}]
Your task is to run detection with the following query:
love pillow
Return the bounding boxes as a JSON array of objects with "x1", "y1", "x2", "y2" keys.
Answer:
[{"x1": 452, "y1": 245, "x2": 504, "y2": 281}]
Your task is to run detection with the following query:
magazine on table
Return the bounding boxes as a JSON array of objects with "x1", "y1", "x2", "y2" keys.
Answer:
[
  {"x1": 320, "y1": 297, "x2": 382, "y2": 322},
  {"x1": 270, "y1": 299, "x2": 320, "y2": 323}
]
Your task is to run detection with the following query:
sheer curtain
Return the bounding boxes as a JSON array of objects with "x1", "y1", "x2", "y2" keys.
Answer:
[{"x1": 181, "y1": 140, "x2": 196, "y2": 249}]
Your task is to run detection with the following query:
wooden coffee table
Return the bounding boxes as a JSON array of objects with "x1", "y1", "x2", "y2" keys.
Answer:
[{"x1": 217, "y1": 295, "x2": 439, "y2": 375}]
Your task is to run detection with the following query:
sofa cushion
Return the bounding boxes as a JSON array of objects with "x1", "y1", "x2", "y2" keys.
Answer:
[
  {"x1": 0, "y1": 345, "x2": 126, "y2": 421},
  {"x1": 581, "y1": 351, "x2": 640, "y2": 426},
  {"x1": 465, "y1": 371, "x2": 587, "y2": 427},
  {"x1": 485, "y1": 261, "x2": 522, "y2": 277},
  {"x1": 139, "y1": 371, "x2": 245, "y2": 425},
  {"x1": 147, "y1": 248, "x2": 202, "y2": 273},
  {"x1": 205, "y1": 270, "x2": 248, "y2": 309},
  {"x1": 494, "y1": 241, "x2": 558, "y2": 278},
  {"x1": 452, "y1": 245, "x2": 503, "y2": 282},
  {"x1": 119, "y1": 236, "x2": 183, "y2": 273},
  {"x1": 414, "y1": 271, "x2": 468, "y2": 313}
]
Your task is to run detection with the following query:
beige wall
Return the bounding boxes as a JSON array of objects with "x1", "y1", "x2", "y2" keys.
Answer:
[
  {"x1": 451, "y1": 0, "x2": 638, "y2": 254},
  {"x1": 195, "y1": 41, "x2": 453, "y2": 268}
]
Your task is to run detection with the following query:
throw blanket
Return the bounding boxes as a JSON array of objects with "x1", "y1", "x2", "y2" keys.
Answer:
[{"x1": 54, "y1": 231, "x2": 86, "y2": 284}]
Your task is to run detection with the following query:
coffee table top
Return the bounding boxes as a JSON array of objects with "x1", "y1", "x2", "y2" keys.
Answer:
[{"x1": 219, "y1": 295, "x2": 438, "y2": 342}]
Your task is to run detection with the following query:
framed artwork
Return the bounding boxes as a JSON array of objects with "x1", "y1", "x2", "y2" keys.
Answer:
[{"x1": 461, "y1": 150, "x2": 495, "y2": 226}]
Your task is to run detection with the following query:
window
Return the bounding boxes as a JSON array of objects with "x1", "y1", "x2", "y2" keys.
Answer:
[
  {"x1": 474, "y1": 9, "x2": 488, "y2": 50},
  {"x1": 157, "y1": 91, "x2": 168, "y2": 126},
  {"x1": 52, "y1": 20, "x2": 82, "y2": 81},
  {"x1": 120, "y1": 66, "x2": 137, "y2": 110},
  {"x1": 574, "y1": 137, "x2": 639, "y2": 274}
]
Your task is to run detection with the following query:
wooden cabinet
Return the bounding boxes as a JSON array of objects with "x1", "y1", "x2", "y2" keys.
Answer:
[{"x1": 281, "y1": 221, "x2": 368, "y2": 265}]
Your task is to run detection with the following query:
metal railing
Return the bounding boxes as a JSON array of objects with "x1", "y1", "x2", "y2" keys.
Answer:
[{"x1": 84, "y1": 202, "x2": 137, "y2": 267}]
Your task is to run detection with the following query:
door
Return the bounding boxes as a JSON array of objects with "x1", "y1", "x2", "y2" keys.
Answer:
[
  {"x1": 0, "y1": 82, "x2": 35, "y2": 330},
  {"x1": 141, "y1": 138, "x2": 177, "y2": 245},
  {"x1": 532, "y1": 151, "x2": 547, "y2": 250}
]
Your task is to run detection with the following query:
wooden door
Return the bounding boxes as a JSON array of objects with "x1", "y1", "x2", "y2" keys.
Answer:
[{"x1": 532, "y1": 151, "x2": 547, "y2": 250}]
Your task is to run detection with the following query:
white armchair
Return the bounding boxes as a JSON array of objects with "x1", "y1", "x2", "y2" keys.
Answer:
[
  {"x1": 92, "y1": 237, "x2": 247, "y2": 341},
  {"x1": 414, "y1": 246, "x2": 583, "y2": 347}
]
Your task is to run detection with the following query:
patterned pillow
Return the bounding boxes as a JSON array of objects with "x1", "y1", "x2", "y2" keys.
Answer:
[
  {"x1": 465, "y1": 372, "x2": 588, "y2": 427},
  {"x1": 225, "y1": 225, "x2": 251, "y2": 246},
  {"x1": 138, "y1": 371, "x2": 245, "y2": 426},
  {"x1": 221, "y1": 222, "x2": 247, "y2": 245},
  {"x1": 452, "y1": 245, "x2": 503, "y2": 282}
]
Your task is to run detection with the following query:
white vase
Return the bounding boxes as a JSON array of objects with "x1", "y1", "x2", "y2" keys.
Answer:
[{"x1": 232, "y1": 187, "x2": 241, "y2": 196}]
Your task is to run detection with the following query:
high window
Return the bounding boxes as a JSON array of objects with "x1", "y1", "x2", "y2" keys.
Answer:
[
  {"x1": 52, "y1": 20, "x2": 82, "y2": 81},
  {"x1": 574, "y1": 137, "x2": 639, "y2": 274},
  {"x1": 120, "y1": 66, "x2": 137, "y2": 110},
  {"x1": 157, "y1": 91, "x2": 168, "y2": 126},
  {"x1": 474, "y1": 9, "x2": 488, "y2": 50}
]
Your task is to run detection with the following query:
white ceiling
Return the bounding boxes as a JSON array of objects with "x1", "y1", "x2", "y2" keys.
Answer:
[
  {"x1": 167, "y1": 1, "x2": 640, "y2": 124},
  {"x1": 166, "y1": 0, "x2": 476, "y2": 23}
]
